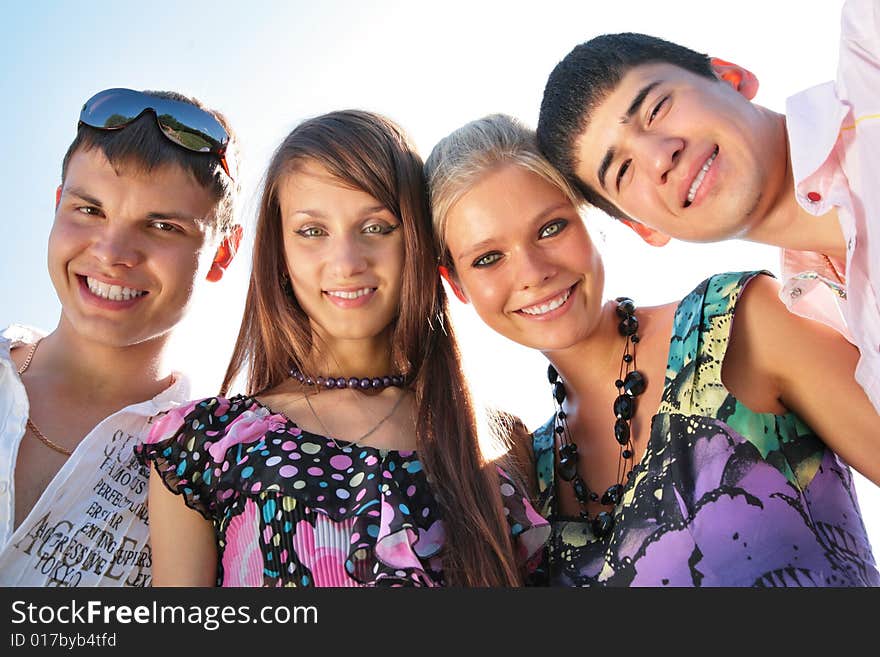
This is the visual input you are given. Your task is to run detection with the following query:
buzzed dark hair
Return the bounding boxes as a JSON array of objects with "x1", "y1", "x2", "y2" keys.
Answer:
[
  {"x1": 537, "y1": 32, "x2": 714, "y2": 219},
  {"x1": 61, "y1": 90, "x2": 239, "y2": 232}
]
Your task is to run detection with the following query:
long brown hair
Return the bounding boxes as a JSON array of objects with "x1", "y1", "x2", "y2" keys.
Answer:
[{"x1": 221, "y1": 110, "x2": 521, "y2": 586}]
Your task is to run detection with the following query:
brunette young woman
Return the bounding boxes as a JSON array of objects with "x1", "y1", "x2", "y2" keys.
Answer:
[
  {"x1": 138, "y1": 110, "x2": 547, "y2": 587},
  {"x1": 426, "y1": 113, "x2": 880, "y2": 587}
]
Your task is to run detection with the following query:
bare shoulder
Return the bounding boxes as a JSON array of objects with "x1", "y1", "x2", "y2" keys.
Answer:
[
  {"x1": 736, "y1": 272, "x2": 783, "y2": 313},
  {"x1": 734, "y1": 273, "x2": 842, "y2": 344}
]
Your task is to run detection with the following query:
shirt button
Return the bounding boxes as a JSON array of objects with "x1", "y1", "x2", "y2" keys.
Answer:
[
  {"x1": 807, "y1": 191, "x2": 822, "y2": 203},
  {"x1": 0, "y1": 481, "x2": 7, "y2": 494},
  {"x1": 790, "y1": 287, "x2": 803, "y2": 299}
]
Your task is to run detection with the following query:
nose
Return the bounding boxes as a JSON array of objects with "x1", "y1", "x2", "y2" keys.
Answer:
[
  {"x1": 636, "y1": 134, "x2": 684, "y2": 185},
  {"x1": 330, "y1": 233, "x2": 369, "y2": 278},
  {"x1": 89, "y1": 225, "x2": 141, "y2": 268},
  {"x1": 516, "y1": 243, "x2": 557, "y2": 290}
]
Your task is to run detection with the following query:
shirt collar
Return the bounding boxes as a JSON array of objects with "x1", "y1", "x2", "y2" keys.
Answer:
[{"x1": 785, "y1": 80, "x2": 851, "y2": 188}]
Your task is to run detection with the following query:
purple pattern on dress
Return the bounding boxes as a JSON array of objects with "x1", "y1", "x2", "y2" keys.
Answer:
[{"x1": 533, "y1": 272, "x2": 879, "y2": 587}]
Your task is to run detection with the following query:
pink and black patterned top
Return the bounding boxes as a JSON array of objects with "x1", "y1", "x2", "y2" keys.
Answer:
[{"x1": 137, "y1": 395, "x2": 549, "y2": 586}]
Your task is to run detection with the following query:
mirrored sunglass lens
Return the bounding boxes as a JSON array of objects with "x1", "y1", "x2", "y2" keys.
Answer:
[
  {"x1": 156, "y1": 114, "x2": 219, "y2": 153},
  {"x1": 80, "y1": 89, "x2": 150, "y2": 128},
  {"x1": 154, "y1": 100, "x2": 228, "y2": 153}
]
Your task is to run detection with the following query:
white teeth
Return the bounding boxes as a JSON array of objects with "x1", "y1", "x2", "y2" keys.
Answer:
[
  {"x1": 686, "y1": 148, "x2": 718, "y2": 205},
  {"x1": 326, "y1": 287, "x2": 375, "y2": 300},
  {"x1": 86, "y1": 276, "x2": 146, "y2": 301},
  {"x1": 520, "y1": 288, "x2": 571, "y2": 316}
]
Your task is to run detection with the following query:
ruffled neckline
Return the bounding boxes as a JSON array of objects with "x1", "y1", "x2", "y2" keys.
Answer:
[{"x1": 247, "y1": 394, "x2": 417, "y2": 456}]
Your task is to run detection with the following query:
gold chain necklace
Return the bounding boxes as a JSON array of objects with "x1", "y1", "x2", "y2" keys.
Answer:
[
  {"x1": 303, "y1": 389, "x2": 406, "y2": 450},
  {"x1": 17, "y1": 340, "x2": 74, "y2": 457}
]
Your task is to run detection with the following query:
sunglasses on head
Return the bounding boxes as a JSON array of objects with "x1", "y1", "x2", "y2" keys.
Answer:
[{"x1": 78, "y1": 88, "x2": 235, "y2": 180}]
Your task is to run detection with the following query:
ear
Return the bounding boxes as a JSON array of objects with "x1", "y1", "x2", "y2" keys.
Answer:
[
  {"x1": 621, "y1": 219, "x2": 671, "y2": 247},
  {"x1": 55, "y1": 185, "x2": 62, "y2": 210},
  {"x1": 710, "y1": 57, "x2": 759, "y2": 100},
  {"x1": 438, "y1": 265, "x2": 469, "y2": 304},
  {"x1": 206, "y1": 224, "x2": 243, "y2": 282}
]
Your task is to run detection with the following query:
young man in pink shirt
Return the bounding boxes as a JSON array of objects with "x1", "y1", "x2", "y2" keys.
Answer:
[{"x1": 537, "y1": 0, "x2": 880, "y2": 413}]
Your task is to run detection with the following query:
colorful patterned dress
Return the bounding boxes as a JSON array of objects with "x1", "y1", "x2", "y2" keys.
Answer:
[
  {"x1": 532, "y1": 271, "x2": 879, "y2": 587},
  {"x1": 138, "y1": 395, "x2": 548, "y2": 587}
]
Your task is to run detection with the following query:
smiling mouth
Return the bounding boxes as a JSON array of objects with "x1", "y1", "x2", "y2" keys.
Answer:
[
  {"x1": 684, "y1": 146, "x2": 719, "y2": 208},
  {"x1": 517, "y1": 285, "x2": 574, "y2": 316},
  {"x1": 324, "y1": 287, "x2": 377, "y2": 300},
  {"x1": 83, "y1": 276, "x2": 147, "y2": 301}
]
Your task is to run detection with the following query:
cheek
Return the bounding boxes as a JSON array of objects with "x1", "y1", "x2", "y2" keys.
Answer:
[
  {"x1": 47, "y1": 219, "x2": 84, "y2": 261},
  {"x1": 460, "y1": 272, "x2": 507, "y2": 318}
]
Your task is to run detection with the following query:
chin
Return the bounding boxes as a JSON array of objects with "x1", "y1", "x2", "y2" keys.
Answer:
[{"x1": 511, "y1": 330, "x2": 581, "y2": 353}]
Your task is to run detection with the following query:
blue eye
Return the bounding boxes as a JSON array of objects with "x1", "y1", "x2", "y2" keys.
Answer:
[
  {"x1": 473, "y1": 252, "x2": 502, "y2": 268},
  {"x1": 539, "y1": 219, "x2": 568, "y2": 238}
]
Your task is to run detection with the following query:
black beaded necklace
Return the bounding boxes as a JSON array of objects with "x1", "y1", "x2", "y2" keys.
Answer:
[{"x1": 547, "y1": 296, "x2": 646, "y2": 539}]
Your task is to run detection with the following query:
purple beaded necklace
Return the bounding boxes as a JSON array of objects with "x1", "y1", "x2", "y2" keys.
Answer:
[
  {"x1": 289, "y1": 367, "x2": 405, "y2": 391},
  {"x1": 547, "y1": 296, "x2": 646, "y2": 539}
]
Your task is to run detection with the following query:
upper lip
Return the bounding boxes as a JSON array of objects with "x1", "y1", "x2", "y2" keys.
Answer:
[
  {"x1": 323, "y1": 285, "x2": 378, "y2": 293},
  {"x1": 514, "y1": 283, "x2": 576, "y2": 313},
  {"x1": 678, "y1": 144, "x2": 718, "y2": 209},
  {"x1": 78, "y1": 273, "x2": 148, "y2": 291}
]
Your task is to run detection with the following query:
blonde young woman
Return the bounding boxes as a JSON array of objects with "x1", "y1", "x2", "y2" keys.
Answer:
[
  {"x1": 426, "y1": 114, "x2": 880, "y2": 587},
  {"x1": 138, "y1": 111, "x2": 547, "y2": 587}
]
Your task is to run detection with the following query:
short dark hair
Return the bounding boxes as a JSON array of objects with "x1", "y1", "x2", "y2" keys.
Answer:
[
  {"x1": 537, "y1": 32, "x2": 714, "y2": 219},
  {"x1": 61, "y1": 90, "x2": 239, "y2": 232}
]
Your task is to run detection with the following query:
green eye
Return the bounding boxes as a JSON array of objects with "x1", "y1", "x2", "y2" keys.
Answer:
[
  {"x1": 539, "y1": 219, "x2": 568, "y2": 238},
  {"x1": 296, "y1": 226, "x2": 327, "y2": 238},
  {"x1": 473, "y1": 252, "x2": 502, "y2": 268},
  {"x1": 363, "y1": 223, "x2": 400, "y2": 235}
]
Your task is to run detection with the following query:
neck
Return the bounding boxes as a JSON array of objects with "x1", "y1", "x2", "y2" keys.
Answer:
[
  {"x1": 307, "y1": 331, "x2": 395, "y2": 378},
  {"x1": 742, "y1": 115, "x2": 846, "y2": 260},
  {"x1": 541, "y1": 301, "x2": 622, "y2": 402},
  {"x1": 36, "y1": 319, "x2": 175, "y2": 405}
]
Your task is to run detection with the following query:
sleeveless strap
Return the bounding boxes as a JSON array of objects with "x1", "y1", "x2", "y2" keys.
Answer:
[{"x1": 658, "y1": 271, "x2": 772, "y2": 418}]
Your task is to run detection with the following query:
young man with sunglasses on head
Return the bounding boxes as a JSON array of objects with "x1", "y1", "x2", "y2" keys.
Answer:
[
  {"x1": 0, "y1": 89, "x2": 242, "y2": 586},
  {"x1": 537, "y1": 0, "x2": 880, "y2": 414}
]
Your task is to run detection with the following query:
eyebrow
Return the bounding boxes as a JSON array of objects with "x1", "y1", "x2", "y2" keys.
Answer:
[
  {"x1": 66, "y1": 187, "x2": 204, "y2": 225},
  {"x1": 456, "y1": 200, "x2": 572, "y2": 263},
  {"x1": 292, "y1": 204, "x2": 389, "y2": 219},
  {"x1": 66, "y1": 187, "x2": 103, "y2": 208},
  {"x1": 597, "y1": 80, "x2": 663, "y2": 191}
]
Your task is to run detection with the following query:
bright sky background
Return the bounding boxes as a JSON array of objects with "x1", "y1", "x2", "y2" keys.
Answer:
[{"x1": 3, "y1": 0, "x2": 877, "y2": 558}]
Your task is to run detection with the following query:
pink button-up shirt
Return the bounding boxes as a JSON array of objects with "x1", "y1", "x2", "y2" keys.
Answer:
[{"x1": 782, "y1": 0, "x2": 880, "y2": 413}]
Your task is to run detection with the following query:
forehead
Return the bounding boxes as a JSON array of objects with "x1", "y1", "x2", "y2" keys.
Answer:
[
  {"x1": 279, "y1": 160, "x2": 385, "y2": 214},
  {"x1": 445, "y1": 164, "x2": 570, "y2": 246},
  {"x1": 64, "y1": 147, "x2": 216, "y2": 214}
]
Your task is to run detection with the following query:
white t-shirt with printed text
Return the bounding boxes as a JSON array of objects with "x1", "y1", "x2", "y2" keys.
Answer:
[{"x1": 0, "y1": 324, "x2": 190, "y2": 587}]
